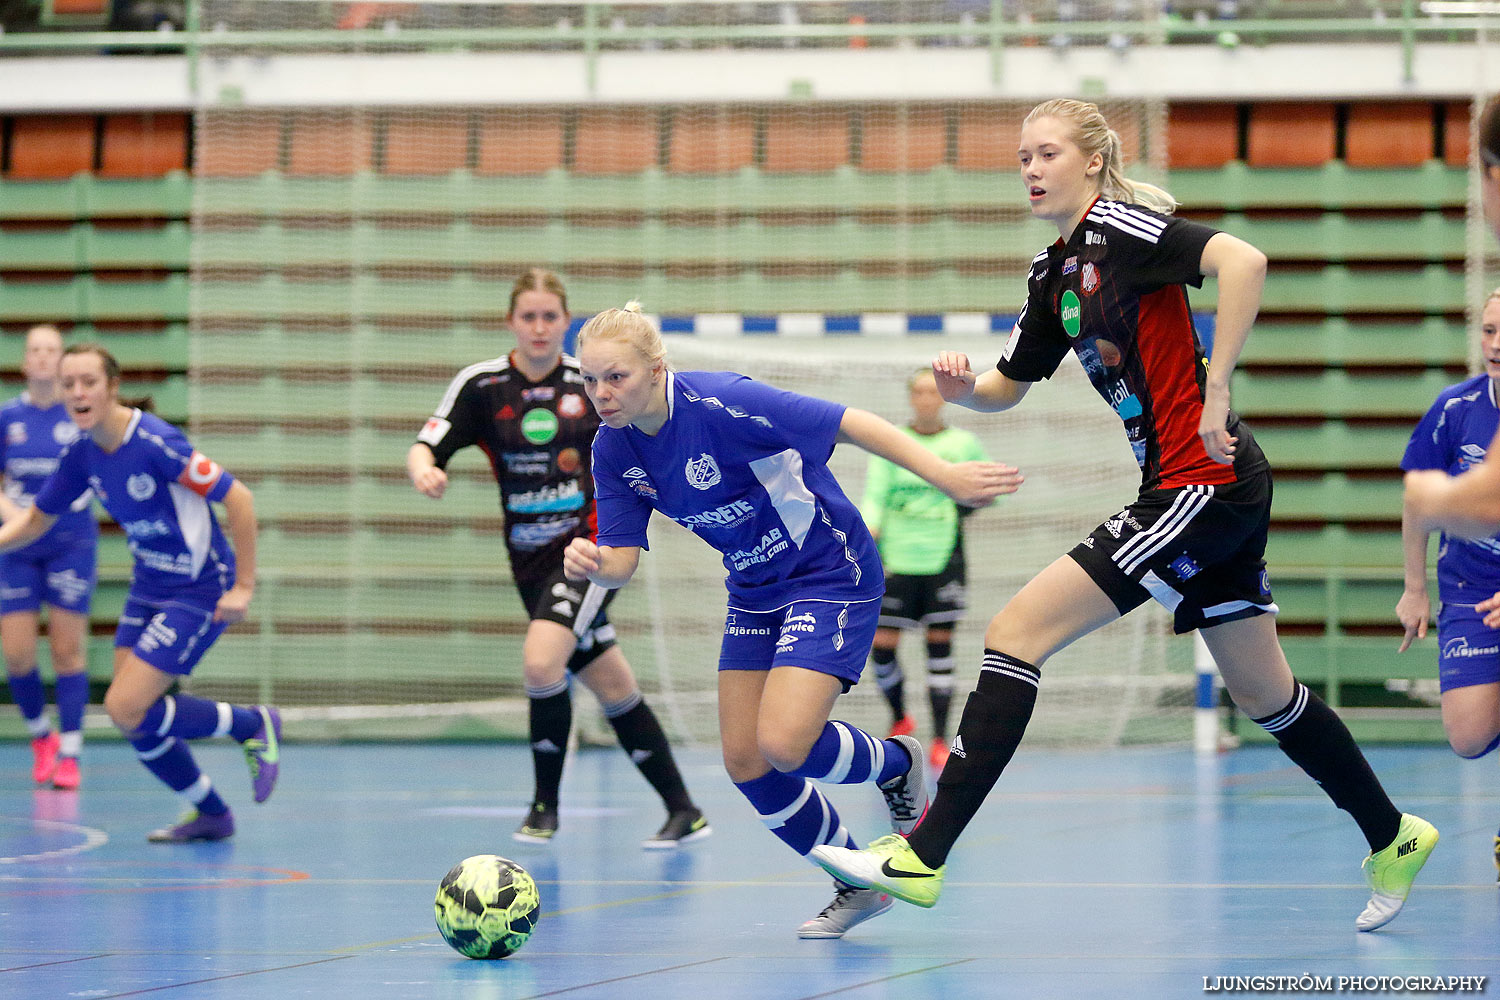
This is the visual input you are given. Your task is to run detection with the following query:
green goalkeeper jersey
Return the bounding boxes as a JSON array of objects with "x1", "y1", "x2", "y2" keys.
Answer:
[{"x1": 860, "y1": 424, "x2": 989, "y2": 576}]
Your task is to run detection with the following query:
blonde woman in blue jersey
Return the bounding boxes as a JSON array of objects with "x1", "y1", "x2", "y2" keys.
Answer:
[
  {"x1": 563, "y1": 302, "x2": 1021, "y2": 938},
  {"x1": 861, "y1": 369, "x2": 990, "y2": 770},
  {"x1": 0, "y1": 344, "x2": 279, "y2": 842},
  {"x1": 0, "y1": 324, "x2": 97, "y2": 790}
]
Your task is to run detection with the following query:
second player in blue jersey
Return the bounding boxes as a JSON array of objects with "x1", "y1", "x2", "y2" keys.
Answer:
[
  {"x1": 0, "y1": 324, "x2": 98, "y2": 790},
  {"x1": 0, "y1": 344, "x2": 281, "y2": 843},
  {"x1": 563, "y1": 302, "x2": 1020, "y2": 938}
]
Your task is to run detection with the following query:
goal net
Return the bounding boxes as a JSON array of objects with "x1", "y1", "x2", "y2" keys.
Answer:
[{"x1": 184, "y1": 0, "x2": 1190, "y2": 745}]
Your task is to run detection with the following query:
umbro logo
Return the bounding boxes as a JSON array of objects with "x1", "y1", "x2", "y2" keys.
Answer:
[
  {"x1": 950, "y1": 735, "x2": 967, "y2": 759},
  {"x1": 1395, "y1": 838, "x2": 1420, "y2": 858}
]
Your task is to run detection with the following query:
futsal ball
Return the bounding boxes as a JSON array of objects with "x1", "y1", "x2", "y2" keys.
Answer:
[{"x1": 434, "y1": 854, "x2": 540, "y2": 959}]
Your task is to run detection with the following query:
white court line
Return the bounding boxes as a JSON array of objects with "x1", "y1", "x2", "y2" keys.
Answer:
[{"x1": 0, "y1": 817, "x2": 109, "y2": 864}]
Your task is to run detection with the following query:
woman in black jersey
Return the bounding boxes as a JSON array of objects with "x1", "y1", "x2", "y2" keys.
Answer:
[
  {"x1": 812, "y1": 99, "x2": 1436, "y2": 933},
  {"x1": 407, "y1": 268, "x2": 708, "y2": 849}
]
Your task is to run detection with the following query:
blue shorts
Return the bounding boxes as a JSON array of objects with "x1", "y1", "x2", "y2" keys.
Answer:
[
  {"x1": 0, "y1": 528, "x2": 97, "y2": 615},
  {"x1": 116, "y1": 593, "x2": 228, "y2": 676},
  {"x1": 718, "y1": 597, "x2": 881, "y2": 689},
  {"x1": 1436, "y1": 603, "x2": 1500, "y2": 692}
]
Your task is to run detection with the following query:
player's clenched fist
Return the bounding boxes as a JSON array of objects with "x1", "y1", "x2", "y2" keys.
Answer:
[{"x1": 563, "y1": 537, "x2": 600, "y2": 582}]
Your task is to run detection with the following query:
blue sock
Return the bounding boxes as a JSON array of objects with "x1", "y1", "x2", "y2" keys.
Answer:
[
  {"x1": 54, "y1": 673, "x2": 89, "y2": 735},
  {"x1": 7, "y1": 668, "x2": 48, "y2": 729},
  {"x1": 129, "y1": 734, "x2": 229, "y2": 816},
  {"x1": 138, "y1": 694, "x2": 259, "y2": 742},
  {"x1": 734, "y1": 768, "x2": 856, "y2": 856},
  {"x1": 788, "y1": 720, "x2": 911, "y2": 786}
]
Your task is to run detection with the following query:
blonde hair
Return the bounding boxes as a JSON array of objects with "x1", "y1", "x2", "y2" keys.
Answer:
[
  {"x1": 577, "y1": 299, "x2": 669, "y2": 369},
  {"x1": 26, "y1": 323, "x2": 62, "y2": 344},
  {"x1": 507, "y1": 267, "x2": 569, "y2": 317},
  {"x1": 1024, "y1": 99, "x2": 1177, "y2": 215}
]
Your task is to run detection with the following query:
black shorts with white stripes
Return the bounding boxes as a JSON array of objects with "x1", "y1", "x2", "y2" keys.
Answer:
[
  {"x1": 1067, "y1": 470, "x2": 1277, "y2": 635},
  {"x1": 518, "y1": 566, "x2": 619, "y2": 673}
]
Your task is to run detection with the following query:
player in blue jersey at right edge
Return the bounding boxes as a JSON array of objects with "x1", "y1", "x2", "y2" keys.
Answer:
[
  {"x1": 0, "y1": 344, "x2": 280, "y2": 842},
  {"x1": 809, "y1": 98, "x2": 1437, "y2": 934},
  {"x1": 1, "y1": 325, "x2": 99, "y2": 790},
  {"x1": 563, "y1": 302, "x2": 1022, "y2": 938},
  {"x1": 1397, "y1": 287, "x2": 1500, "y2": 879}
]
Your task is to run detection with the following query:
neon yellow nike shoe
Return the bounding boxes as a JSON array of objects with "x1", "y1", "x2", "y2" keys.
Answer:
[
  {"x1": 1356, "y1": 813, "x2": 1439, "y2": 931},
  {"x1": 809, "y1": 833, "x2": 945, "y2": 908}
]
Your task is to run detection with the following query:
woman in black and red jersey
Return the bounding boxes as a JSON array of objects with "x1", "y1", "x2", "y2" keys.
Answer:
[
  {"x1": 811, "y1": 99, "x2": 1437, "y2": 934},
  {"x1": 407, "y1": 268, "x2": 708, "y2": 849}
]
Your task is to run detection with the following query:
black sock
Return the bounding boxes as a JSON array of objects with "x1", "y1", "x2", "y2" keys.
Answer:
[
  {"x1": 527, "y1": 683, "x2": 571, "y2": 808},
  {"x1": 871, "y1": 647, "x2": 905, "y2": 720},
  {"x1": 926, "y1": 638, "x2": 955, "y2": 739},
  {"x1": 606, "y1": 697, "x2": 693, "y2": 813},
  {"x1": 1253, "y1": 682, "x2": 1402, "y2": 852},
  {"x1": 907, "y1": 649, "x2": 1039, "y2": 868}
]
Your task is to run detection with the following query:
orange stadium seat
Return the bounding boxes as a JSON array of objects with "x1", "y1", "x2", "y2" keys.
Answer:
[
  {"x1": 1246, "y1": 102, "x2": 1336, "y2": 167},
  {"x1": 954, "y1": 108, "x2": 1020, "y2": 171},
  {"x1": 1444, "y1": 100, "x2": 1472, "y2": 168},
  {"x1": 195, "y1": 113, "x2": 283, "y2": 177},
  {"x1": 668, "y1": 109, "x2": 755, "y2": 174},
  {"x1": 49, "y1": 0, "x2": 109, "y2": 16},
  {"x1": 1345, "y1": 102, "x2": 1434, "y2": 168},
  {"x1": 475, "y1": 110, "x2": 564, "y2": 175},
  {"x1": 763, "y1": 109, "x2": 849, "y2": 172},
  {"x1": 287, "y1": 112, "x2": 374, "y2": 176},
  {"x1": 8, "y1": 115, "x2": 95, "y2": 179},
  {"x1": 99, "y1": 113, "x2": 189, "y2": 178},
  {"x1": 860, "y1": 107, "x2": 947, "y2": 172},
  {"x1": 573, "y1": 109, "x2": 658, "y2": 175},
  {"x1": 384, "y1": 112, "x2": 469, "y2": 176},
  {"x1": 1167, "y1": 103, "x2": 1238, "y2": 168}
]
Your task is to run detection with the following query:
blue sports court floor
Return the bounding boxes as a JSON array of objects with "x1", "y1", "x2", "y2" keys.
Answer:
[{"x1": 2, "y1": 740, "x2": 1496, "y2": 999}]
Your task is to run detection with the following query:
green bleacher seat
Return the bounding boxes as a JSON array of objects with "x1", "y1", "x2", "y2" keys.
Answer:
[
  {"x1": 1171, "y1": 161, "x2": 1468, "y2": 211},
  {"x1": 1233, "y1": 369, "x2": 1457, "y2": 419},
  {"x1": 1268, "y1": 474, "x2": 1402, "y2": 522},
  {"x1": 1252, "y1": 424, "x2": 1417, "y2": 471},
  {"x1": 0, "y1": 222, "x2": 191, "y2": 271},
  {"x1": 1208, "y1": 211, "x2": 1463, "y2": 263},
  {"x1": 0, "y1": 275, "x2": 189, "y2": 324},
  {"x1": 1198, "y1": 263, "x2": 1464, "y2": 314},
  {"x1": 1240, "y1": 318, "x2": 1466, "y2": 367},
  {"x1": 0, "y1": 173, "x2": 192, "y2": 221},
  {"x1": 1265, "y1": 525, "x2": 1403, "y2": 568}
]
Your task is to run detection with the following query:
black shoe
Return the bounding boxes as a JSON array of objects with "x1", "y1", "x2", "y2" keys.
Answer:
[
  {"x1": 514, "y1": 802, "x2": 559, "y2": 844},
  {"x1": 642, "y1": 807, "x2": 712, "y2": 849}
]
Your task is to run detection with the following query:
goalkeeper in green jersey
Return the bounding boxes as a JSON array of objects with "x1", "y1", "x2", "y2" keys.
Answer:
[{"x1": 860, "y1": 369, "x2": 993, "y2": 771}]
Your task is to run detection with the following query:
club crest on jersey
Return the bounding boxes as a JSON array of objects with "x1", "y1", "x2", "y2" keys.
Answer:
[
  {"x1": 558, "y1": 393, "x2": 586, "y2": 419},
  {"x1": 6, "y1": 422, "x2": 23, "y2": 445},
  {"x1": 1080, "y1": 261, "x2": 1101, "y2": 295},
  {"x1": 685, "y1": 453, "x2": 722, "y2": 491},
  {"x1": 126, "y1": 472, "x2": 156, "y2": 501}
]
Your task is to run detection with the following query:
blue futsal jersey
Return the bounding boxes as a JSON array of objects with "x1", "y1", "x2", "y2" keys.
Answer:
[
  {"x1": 1401, "y1": 374, "x2": 1500, "y2": 604},
  {"x1": 591, "y1": 370, "x2": 883, "y2": 613},
  {"x1": 33, "y1": 410, "x2": 237, "y2": 601},
  {"x1": 0, "y1": 394, "x2": 97, "y2": 548}
]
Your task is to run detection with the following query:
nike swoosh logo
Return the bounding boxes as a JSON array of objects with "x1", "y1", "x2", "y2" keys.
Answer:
[{"x1": 880, "y1": 858, "x2": 934, "y2": 880}]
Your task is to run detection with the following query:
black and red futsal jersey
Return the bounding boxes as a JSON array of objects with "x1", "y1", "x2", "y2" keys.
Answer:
[
  {"x1": 418, "y1": 353, "x2": 599, "y2": 586},
  {"x1": 998, "y1": 198, "x2": 1277, "y2": 633},
  {"x1": 997, "y1": 197, "x2": 1268, "y2": 490}
]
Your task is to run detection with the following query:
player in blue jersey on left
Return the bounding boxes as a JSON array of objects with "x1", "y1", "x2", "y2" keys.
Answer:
[
  {"x1": 1398, "y1": 287, "x2": 1500, "y2": 878},
  {"x1": 0, "y1": 344, "x2": 280, "y2": 842},
  {"x1": 563, "y1": 302, "x2": 1022, "y2": 938},
  {"x1": 1, "y1": 324, "x2": 98, "y2": 791}
]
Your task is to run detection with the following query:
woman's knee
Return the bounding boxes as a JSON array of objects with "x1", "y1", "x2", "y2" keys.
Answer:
[
  {"x1": 102, "y1": 686, "x2": 148, "y2": 733},
  {"x1": 1445, "y1": 721, "x2": 1500, "y2": 759},
  {"x1": 756, "y1": 730, "x2": 813, "y2": 774}
]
